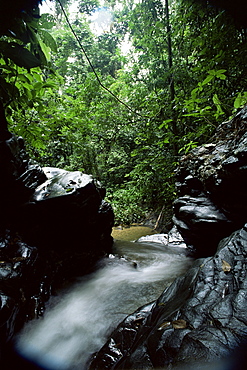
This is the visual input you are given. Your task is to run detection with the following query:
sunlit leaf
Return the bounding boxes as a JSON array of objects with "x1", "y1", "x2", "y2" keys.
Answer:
[
  {"x1": 172, "y1": 319, "x2": 187, "y2": 329},
  {"x1": 39, "y1": 30, "x2": 57, "y2": 52},
  {"x1": 222, "y1": 260, "x2": 231, "y2": 272}
]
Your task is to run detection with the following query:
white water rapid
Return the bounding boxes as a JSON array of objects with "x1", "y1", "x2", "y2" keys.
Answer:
[{"x1": 15, "y1": 238, "x2": 193, "y2": 370}]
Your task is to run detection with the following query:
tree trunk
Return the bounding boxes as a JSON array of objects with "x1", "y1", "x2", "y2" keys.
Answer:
[{"x1": 0, "y1": 102, "x2": 11, "y2": 141}]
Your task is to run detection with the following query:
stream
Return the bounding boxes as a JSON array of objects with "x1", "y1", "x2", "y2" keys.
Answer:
[{"x1": 15, "y1": 226, "x2": 193, "y2": 370}]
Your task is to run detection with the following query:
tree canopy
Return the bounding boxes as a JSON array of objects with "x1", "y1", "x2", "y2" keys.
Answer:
[{"x1": 1, "y1": 0, "x2": 247, "y2": 225}]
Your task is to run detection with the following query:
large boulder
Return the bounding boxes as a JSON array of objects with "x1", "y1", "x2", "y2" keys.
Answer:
[{"x1": 16, "y1": 166, "x2": 110, "y2": 251}]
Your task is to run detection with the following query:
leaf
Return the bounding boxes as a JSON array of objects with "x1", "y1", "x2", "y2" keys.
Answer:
[
  {"x1": 202, "y1": 75, "x2": 214, "y2": 85},
  {"x1": 216, "y1": 69, "x2": 227, "y2": 75},
  {"x1": 33, "y1": 81, "x2": 43, "y2": 91},
  {"x1": 212, "y1": 93, "x2": 220, "y2": 106},
  {"x1": 233, "y1": 93, "x2": 247, "y2": 109},
  {"x1": 0, "y1": 77, "x2": 20, "y2": 99},
  {"x1": 39, "y1": 30, "x2": 57, "y2": 52},
  {"x1": 159, "y1": 119, "x2": 172, "y2": 129},
  {"x1": 234, "y1": 95, "x2": 242, "y2": 109},
  {"x1": 18, "y1": 74, "x2": 32, "y2": 83},
  {"x1": 0, "y1": 64, "x2": 17, "y2": 73},
  {"x1": 222, "y1": 260, "x2": 231, "y2": 272},
  {"x1": 172, "y1": 319, "x2": 187, "y2": 329},
  {"x1": 183, "y1": 112, "x2": 200, "y2": 117},
  {"x1": 158, "y1": 321, "x2": 171, "y2": 330},
  {"x1": 34, "y1": 41, "x2": 49, "y2": 64},
  {"x1": 190, "y1": 88, "x2": 198, "y2": 101},
  {"x1": 33, "y1": 72, "x2": 43, "y2": 82},
  {"x1": 7, "y1": 19, "x2": 31, "y2": 44},
  {"x1": 213, "y1": 94, "x2": 224, "y2": 117},
  {"x1": 215, "y1": 69, "x2": 227, "y2": 80},
  {"x1": 0, "y1": 42, "x2": 41, "y2": 69},
  {"x1": 42, "y1": 83, "x2": 58, "y2": 89}
]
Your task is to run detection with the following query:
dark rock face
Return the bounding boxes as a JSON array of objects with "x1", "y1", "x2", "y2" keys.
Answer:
[
  {"x1": 0, "y1": 131, "x2": 114, "y2": 361},
  {"x1": 174, "y1": 107, "x2": 247, "y2": 256},
  {"x1": 90, "y1": 108, "x2": 247, "y2": 368}
]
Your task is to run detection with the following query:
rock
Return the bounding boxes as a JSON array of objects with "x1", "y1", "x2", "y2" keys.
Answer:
[
  {"x1": 0, "y1": 230, "x2": 44, "y2": 360},
  {"x1": 173, "y1": 195, "x2": 233, "y2": 256},
  {"x1": 174, "y1": 107, "x2": 247, "y2": 256},
  {"x1": 137, "y1": 233, "x2": 168, "y2": 245},
  {"x1": 167, "y1": 226, "x2": 187, "y2": 249},
  {"x1": 15, "y1": 166, "x2": 112, "y2": 254},
  {"x1": 136, "y1": 226, "x2": 187, "y2": 249},
  {"x1": 0, "y1": 133, "x2": 113, "y2": 255}
]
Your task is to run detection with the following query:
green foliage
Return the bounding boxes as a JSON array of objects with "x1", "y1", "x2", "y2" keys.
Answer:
[
  {"x1": 107, "y1": 186, "x2": 148, "y2": 225},
  {"x1": 78, "y1": 0, "x2": 100, "y2": 15},
  {"x1": 233, "y1": 92, "x2": 247, "y2": 110},
  {"x1": 0, "y1": 4, "x2": 58, "y2": 129},
  {"x1": 2, "y1": 0, "x2": 247, "y2": 225}
]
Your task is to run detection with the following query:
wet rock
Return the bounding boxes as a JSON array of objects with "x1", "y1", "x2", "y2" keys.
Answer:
[
  {"x1": 136, "y1": 226, "x2": 187, "y2": 249},
  {"x1": 0, "y1": 292, "x2": 18, "y2": 357},
  {"x1": 173, "y1": 195, "x2": 233, "y2": 256},
  {"x1": 167, "y1": 226, "x2": 187, "y2": 249},
  {"x1": 0, "y1": 230, "x2": 45, "y2": 363},
  {"x1": 97, "y1": 200, "x2": 115, "y2": 253},
  {"x1": 137, "y1": 233, "x2": 168, "y2": 245},
  {"x1": 174, "y1": 107, "x2": 247, "y2": 256},
  {"x1": 89, "y1": 302, "x2": 155, "y2": 369},
  {"x1": 16, "y1": 167, "x2": 103, "y2": 249},
  {"x1": 32, "y1": 167, "x2": 97, "y2": 201}
]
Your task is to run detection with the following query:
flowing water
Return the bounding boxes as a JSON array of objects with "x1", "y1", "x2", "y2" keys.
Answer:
[{"x1": 16, "y1": 227, "x2": 193, "y2": 370}]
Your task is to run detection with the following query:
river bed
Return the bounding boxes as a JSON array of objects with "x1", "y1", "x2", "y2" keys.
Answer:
[{"x1": 15, "y1": 227, "x2": 193, "y2": 369}]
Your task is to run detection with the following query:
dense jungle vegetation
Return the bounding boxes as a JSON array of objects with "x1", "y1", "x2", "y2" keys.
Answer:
[{"x1": 1, "y1": 0, "x2": 247, "y2": 225}]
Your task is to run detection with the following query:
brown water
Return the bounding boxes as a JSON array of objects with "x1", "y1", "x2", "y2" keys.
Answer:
[{"x1": 112, "y1": 225, "x2": 156, "y2": 241}]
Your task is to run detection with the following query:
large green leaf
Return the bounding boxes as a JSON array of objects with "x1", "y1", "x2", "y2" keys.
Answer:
[
  {"x1": 39, "y1": 30, "x2": 57, "y2": 52},
  {"x1": 0, "y1": 41, "x2": 41, "y2": 69}
]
